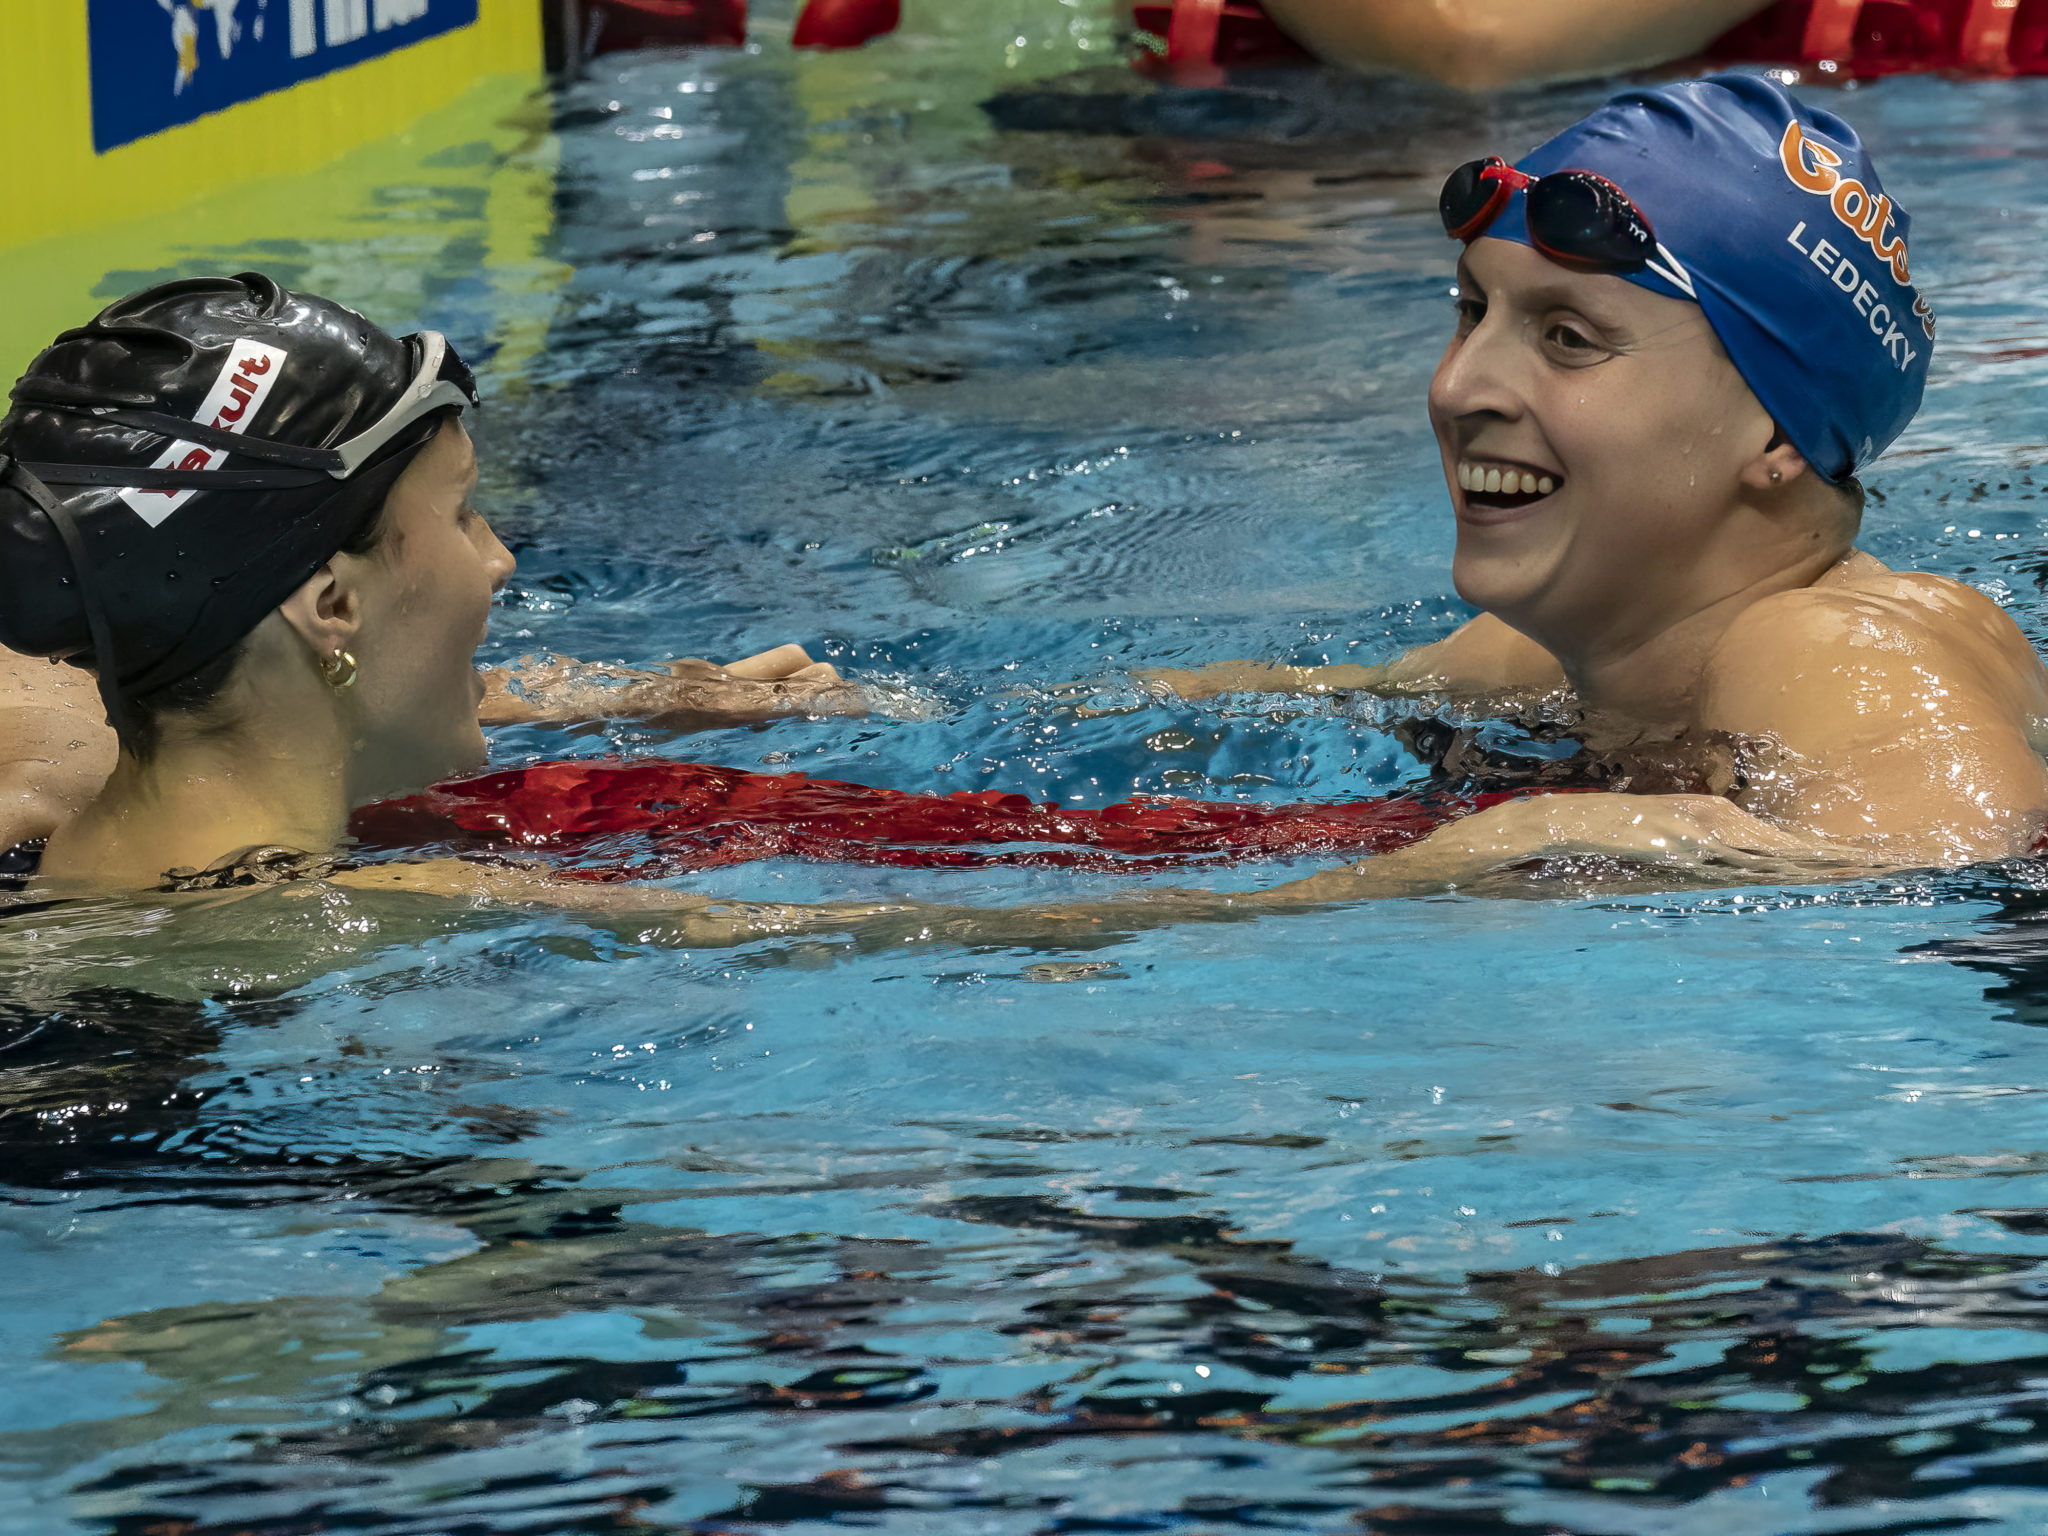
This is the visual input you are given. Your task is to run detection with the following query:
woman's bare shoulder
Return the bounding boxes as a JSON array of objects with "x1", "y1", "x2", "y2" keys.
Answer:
[
  {"x1": 1708, "y1": 554, "x2": 2048, "y2": 737},
  {"x1": 1806, "y1": 554, "x2": 2039, "y2": 658}
]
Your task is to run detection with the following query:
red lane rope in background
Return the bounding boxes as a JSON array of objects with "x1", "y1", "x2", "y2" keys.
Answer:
[
  {"x1": 352, "y1": 760, "x2": 1559, "y2": 880},
  {"x1": 1131, "y1": 0, "x2": 2048, "y2": 78},
  {"x1": 791, "y1": 0, "x2": 900, "y2": 49},
  {"x1": 1706, "y1": 0, "x2": 2048, "y2": 75},
  {"x1": 565, "y1": 0, "x2": 2048, "y2": 75}
]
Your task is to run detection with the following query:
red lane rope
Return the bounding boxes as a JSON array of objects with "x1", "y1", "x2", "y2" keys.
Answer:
[
  {"x1": 352, "y1": 760, "x2": 1565, "y2": 881},
  {"x1": 576, "y1": 0, "x2": 747, "y2": 54},
  {"x1": 1132, "y1": 0, "x2": 2048, "y2": 77},
  {"x1": 1708, "y1": 0, "x2": 2048, "y2": 74}
]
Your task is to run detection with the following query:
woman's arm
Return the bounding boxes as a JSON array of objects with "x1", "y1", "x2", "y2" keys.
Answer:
[
  {"x1": 330, "y1": 856, "x2": 1255, "y2": 950},
  {"x1": 1138, "y1": 614, "x2": 1564, "y2": 705},
  {"x1": 331, "y1": 857, "x2": 920, "y2": 945},
  {"x1": 0, "y1": 711, "x2": 118, "y2": 850},
  {"x1": 480, "y1": 644, "x2": 865, "y2": 729},
  {"x1": 0, "y1": 639, "x2": 862, "y2": 846},
  {"x1": 1257, "y1": 0, "x2": 1773, "y2": 90},
  {"x1": 1260, "y1": 791, "x2": 1869, "y2": 905},
  {"x1": 332, "y1": 791, "x2": 1842, "y2": 954}
]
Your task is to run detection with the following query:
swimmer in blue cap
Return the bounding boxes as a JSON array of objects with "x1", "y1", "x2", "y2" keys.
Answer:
[{"x1": 1156, "y1": 74, "x2": 2048, "y2": 888}]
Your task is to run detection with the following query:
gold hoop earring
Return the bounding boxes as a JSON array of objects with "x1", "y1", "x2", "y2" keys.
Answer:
[{"x1": 320, "y1": 649, "x2": 359, "y2": 690}]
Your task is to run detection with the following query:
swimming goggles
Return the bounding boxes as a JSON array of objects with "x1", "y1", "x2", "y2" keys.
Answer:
[
  {"x1": 1439, "y1": 157, "x2": 1699, "y2": 298},
  {"x1": 8, "y1": 330, "x2": 478, "y2": 494}
]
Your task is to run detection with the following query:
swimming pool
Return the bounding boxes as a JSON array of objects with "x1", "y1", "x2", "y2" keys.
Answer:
[{"x1": 14, "y1": 4, "x2": 2048, "y2": 1531}]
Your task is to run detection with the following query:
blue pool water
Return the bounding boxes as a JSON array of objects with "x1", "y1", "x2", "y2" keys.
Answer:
[{"x1": 14, "y1": 6, "x2": 2048, "y2": 1531}]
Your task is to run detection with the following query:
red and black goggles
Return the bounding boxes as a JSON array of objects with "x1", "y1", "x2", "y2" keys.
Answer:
[{"x1": 1439, "y1": 156, "x2": 1659, "y2": 276}]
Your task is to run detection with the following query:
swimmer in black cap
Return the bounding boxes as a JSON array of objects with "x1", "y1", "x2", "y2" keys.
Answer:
[
  {"x1": 1148, "y1": 76, "x2": 2048, "y2": 891},
  {"x1": 0, "y1": 274, "x2": 861, "y2": 900}
]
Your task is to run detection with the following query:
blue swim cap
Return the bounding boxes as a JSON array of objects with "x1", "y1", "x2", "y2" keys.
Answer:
[{"x1": 1483, "y1": 73, "x2": 1932, "y2": 484}]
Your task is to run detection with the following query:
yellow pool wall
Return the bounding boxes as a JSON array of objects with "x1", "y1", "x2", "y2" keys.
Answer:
[{"x1": 1, "y1": 0, "x2": 554, "y2": 382}]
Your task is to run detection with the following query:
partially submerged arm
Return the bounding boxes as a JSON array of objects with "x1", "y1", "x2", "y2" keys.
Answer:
[
  {"x1": 1140, "y1": 614, "x2": 1564, "y2": 707},
  {"x1": 332, "y1": 857, "x2": 914, "y2": 946},
  {"x1": 1260, "y1": 789, "x2": 1858, "y2": 904},
  {"x1": 481, "y1": 643, "x2": 865, "y2": 730},
  {"x1": 1256, "y1": 0, "x2": 1771, "y2": 90},
  {"x1": 330, "y1": 856, "x2": 1255, "y2": 950},
  {"x1": 0, "y1": 639, "x2": 862, "y2": 846}
]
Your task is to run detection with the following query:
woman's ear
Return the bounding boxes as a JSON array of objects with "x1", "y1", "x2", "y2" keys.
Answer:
[
  {"x1": 276, "y1": 559, "x2": 364, "y2": 665},
  {"x1": 1741, "y1": 423, "x2": 1813, "y2": 494}
]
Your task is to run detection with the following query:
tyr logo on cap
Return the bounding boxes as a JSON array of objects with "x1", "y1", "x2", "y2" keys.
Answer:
[{"x1": 119, "y1": 340, "x2": 289, "y2": 528}]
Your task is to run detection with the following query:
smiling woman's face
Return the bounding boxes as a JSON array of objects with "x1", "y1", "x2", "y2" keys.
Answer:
[
  {"x1": 1428, "y1": 237, "x2": 1779, "y2": 657},
  {"x1": 343, "y1": 420, "x2": 514, "y2": 801}
]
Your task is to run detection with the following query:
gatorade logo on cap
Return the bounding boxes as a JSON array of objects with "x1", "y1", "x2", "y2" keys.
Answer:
[{"x1": 120, "y1": 340, "x2": 288, "y2": 528}]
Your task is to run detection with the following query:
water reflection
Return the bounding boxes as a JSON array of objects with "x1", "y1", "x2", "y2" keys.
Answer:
[
  {"x1": 19, "y1": 8, "x2": 2048, "y2": 1535},
  {"x1": 1915, "y1": 890, "x2": 2048, "y2": 1028},
  {"x1": 28, "y1": 1160, "x2": 2048, "y2": 1531},
  {"x1": 0, "y1": 988, "x2": 227, "y2": 1188}
]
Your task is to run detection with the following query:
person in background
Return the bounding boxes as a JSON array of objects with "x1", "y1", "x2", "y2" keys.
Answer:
[{"x1": 1222, "y1": 0, "x2": 1776, "y2": 89}]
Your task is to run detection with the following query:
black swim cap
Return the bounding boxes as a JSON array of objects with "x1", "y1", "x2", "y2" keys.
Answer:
[{"x1": 0, "y1": 272, "x2": 477, "y2": 741}]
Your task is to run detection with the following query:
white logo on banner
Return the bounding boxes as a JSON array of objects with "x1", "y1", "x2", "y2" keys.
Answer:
[
  {"x1": 374, "y1": 0, "x2": 430, "y2": 28},
  {"x1": 324, "y1": 0, "x2": 367, "y2": 44},
  {"x1": 294, "y1": 0, "x2": 427, "y2": 57}
]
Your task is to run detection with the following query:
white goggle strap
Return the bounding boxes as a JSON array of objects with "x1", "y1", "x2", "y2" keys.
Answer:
[
  {"x1": 327, "y1": 332, "x2": 471, "y2": 479},
  {"x1": 1645, "y1": 242, "x2": 1697, "y2": 299}
]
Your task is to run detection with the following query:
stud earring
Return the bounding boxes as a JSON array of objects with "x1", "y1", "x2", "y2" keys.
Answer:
[
  {"x1": 320, "y1": 648, "x2": 359, "y2": 689},
  {"x1": 1769, "y1": 469, "x2": 1783, "y2": 484}
]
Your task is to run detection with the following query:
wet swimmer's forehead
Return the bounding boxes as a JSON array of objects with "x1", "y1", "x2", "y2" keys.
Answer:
[{"x1": 1449, "y1": 72, "x2": 1933, "y2": 483}]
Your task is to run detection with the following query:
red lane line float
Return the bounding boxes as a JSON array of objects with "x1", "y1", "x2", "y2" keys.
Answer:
[
  {"x1": 1707, "y1": 0, "x2": 2048, "y2": 74},
  {"x1": 573, "y1": 0, "x2": 747, "y2": 56},
  {"x1": 352, "y1": 759, "x2": 1564, "y2": 880},
  {"x1": 556, "y1": 0, "x2": 2045, "y2": 72},
  {"x1": 1132, "y1": 0, "x2": 1314, "y2": 83},
  {"x1": 791, "y1": 0, "x2": 901, "y2": 50},
  {"x1": 1132, "y1": 0, "x2": 2048, "y2": 78}
]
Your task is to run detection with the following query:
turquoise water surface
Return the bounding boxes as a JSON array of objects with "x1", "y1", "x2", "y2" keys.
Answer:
[{"x1": 11, "y1": 6, "x2": 2048, "y2": 1532}]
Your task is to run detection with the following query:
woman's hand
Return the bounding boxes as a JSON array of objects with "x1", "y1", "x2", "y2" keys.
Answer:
[
  {"x1": 703, "y1": 643, "x2": 843, "y2": 686},
  {"x1": 1136, "y1": 618, "x2": 1566, "y2": 707}
]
